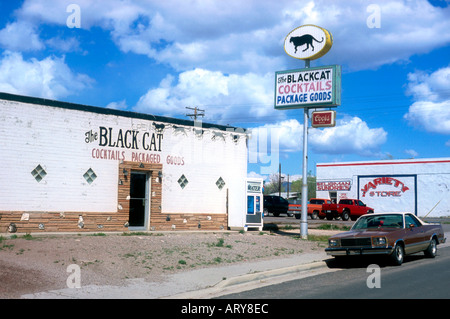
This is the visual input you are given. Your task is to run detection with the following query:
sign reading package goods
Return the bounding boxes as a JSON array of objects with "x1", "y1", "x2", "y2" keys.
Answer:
[{"x1": 275, "y1": 65, "x2": 341, "y2": 110}]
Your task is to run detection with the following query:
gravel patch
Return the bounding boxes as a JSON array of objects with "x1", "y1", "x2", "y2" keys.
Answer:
[{"x1": 0, "y1": 230, "x2": 331, "y2": 298}]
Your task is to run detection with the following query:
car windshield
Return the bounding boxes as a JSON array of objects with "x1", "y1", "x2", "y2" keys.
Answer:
[{"x1": 352, "y1": 214, "x2": 403, "y2": 230}]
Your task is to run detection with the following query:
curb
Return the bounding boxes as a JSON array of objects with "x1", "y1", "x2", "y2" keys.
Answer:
[
  {"x1": 215, "y1": 260, "x2": 327, "y2": 288},
  {"x1": 165, "y1": 259, "x2": 329, "y2": 299}
]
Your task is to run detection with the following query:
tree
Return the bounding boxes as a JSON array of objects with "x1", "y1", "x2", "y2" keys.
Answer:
[
  {"x1": 263, "y1": 173, "x2": 284, "y2": 195},
  {"x1": 289, "y1": 176, "x2": 316, "y2": 200}
]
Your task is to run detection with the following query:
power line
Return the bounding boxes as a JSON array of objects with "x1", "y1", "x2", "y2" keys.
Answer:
[{"x1": 185, "y1": 106, "x2": 205, "y2": 120}]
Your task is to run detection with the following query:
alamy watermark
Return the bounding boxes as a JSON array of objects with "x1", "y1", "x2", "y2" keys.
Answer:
[
  {"x1": 366, "y1": 264, "x2": 381, "y2": 288},
  {"x1": 367, "y1": 4, "x2": 381, "y2": 29},
  {"x1": 66, "y1": 264, "x2": 81, "y2": 288},
  {"x1": 66, "y1": 4, "x2": 81, "y2": 29}
]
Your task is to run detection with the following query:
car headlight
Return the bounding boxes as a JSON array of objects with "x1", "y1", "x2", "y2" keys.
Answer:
[
  {"x1": 372, "y1": 237, "x2": 387, "y2": 247},
  {"x1": 329, "y1": 239, "x2": 340, "y2": 247}
]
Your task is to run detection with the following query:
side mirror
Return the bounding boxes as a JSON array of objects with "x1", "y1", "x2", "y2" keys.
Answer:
[{"x1": 409, "y1": 223, "x2": 415, "y2": 230}]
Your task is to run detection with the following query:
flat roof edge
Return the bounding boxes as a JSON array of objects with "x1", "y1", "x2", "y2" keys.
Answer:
[
  {"x1": 0, "y1": 92, "x2": 244, "y2": 132},
  {"x1": 317, "y1": 158, "x2": 450, "y2": 167}
]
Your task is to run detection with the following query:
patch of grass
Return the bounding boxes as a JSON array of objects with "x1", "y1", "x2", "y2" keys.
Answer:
[
  {"x1": 1, "y1": 243, "x2": 14, "y2": 251},
  {"x1": 121, "y1": 232, "x2": 164, "y2": 236},
  {"x1": 178, "y1": 259, "x2": 187, "y2": 265},
  {"x1": 305, "y1": 234, "x2": 330, "y2": 242},
  {"x1": 207, "y1": 238, "x2": 232, "y2": 249},
  {"x1": 22, "y1": 233, "x2": 34, "y2": 240},
  {"x1": 91, "y1": 233, "x2": 106, "y2": 236},
  {"x1": 317, "y1": 224, "x2": 350, "y2": 231}
]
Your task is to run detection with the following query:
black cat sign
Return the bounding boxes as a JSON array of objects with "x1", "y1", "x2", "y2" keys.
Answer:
[{"x1": 284, "y1": 24, "x2": 333, "y2": 60}]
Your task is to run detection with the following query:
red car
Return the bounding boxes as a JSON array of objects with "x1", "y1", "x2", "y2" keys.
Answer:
[
  {"x1": 289, "y1": 198, "x2": 332, "y2": 220},
  {"x1": 326, "y1": 212, "x2": 446, "y2": 265},
  {"x1": 321, "y1": 199, "x2": 374, "y2": 221}
]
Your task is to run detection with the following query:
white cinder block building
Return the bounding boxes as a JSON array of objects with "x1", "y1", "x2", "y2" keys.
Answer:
[
  {"x1": 316, "y1": 158, "x2": 450, "y2": 217},
  {"x1": 0, "y1": 93, "x2": 248, "y2": 233}
]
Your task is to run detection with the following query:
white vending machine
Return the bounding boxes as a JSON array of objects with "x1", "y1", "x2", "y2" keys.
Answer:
[{"x1": 245, "y1": 178, "x2": 264, "y2": 231}]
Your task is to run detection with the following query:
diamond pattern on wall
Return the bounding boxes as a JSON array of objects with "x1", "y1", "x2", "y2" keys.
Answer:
[
  {"x1": 31, "y1": 165, "x2": 47, "y2": 183},
  {"x1": 216, "y1": 177, "x2": 226, "y2": 190},
  {"x1": 83, "y1": 168, "x2": 97, "y2": 184},
  {"x1": 177, "y1": 174, "x2": 189, "y2": 189}
]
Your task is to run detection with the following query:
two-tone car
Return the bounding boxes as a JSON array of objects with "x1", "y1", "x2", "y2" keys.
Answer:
[{"x1": 325, "y1": 212, "x2": 446, "y2": 265}]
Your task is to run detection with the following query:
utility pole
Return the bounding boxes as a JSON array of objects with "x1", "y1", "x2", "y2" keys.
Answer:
[
  {"x1": 279, "y1": 163, "x2": 282, "y2": 197},
  {"x1": 186, "y1": 107, "x2": 205, "y2": 120}
]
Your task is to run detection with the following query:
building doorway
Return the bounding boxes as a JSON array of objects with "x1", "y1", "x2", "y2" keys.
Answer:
[{"x1": 129, "y1": 171, "x2": 150, "y2": 230}]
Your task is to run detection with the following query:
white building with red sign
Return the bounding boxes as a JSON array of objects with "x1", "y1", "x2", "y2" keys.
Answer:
[
  {"x1": 316, "y1": 158, "x2": 450, "y2": 217},
  {"x1": 0, "y1": 93, "x2": 248, "y2": 233}
]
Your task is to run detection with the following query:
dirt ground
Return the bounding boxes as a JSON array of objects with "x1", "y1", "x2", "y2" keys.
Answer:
[{"x1": 0, "y1": 229, "x2": 331, "y2": 298}]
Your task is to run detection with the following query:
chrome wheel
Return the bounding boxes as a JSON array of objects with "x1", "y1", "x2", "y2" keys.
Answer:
[
  {"x1": 424, "y1": 238, "x2": 437, "y2": 258},
  {"x1": 390, "y1": 244, "x2": 404, "y2": 266}
]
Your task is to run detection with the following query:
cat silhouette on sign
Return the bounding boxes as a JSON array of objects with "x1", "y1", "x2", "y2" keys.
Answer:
[{"x1": 290, "y1": 34, "x2": 323, "y2": 53}]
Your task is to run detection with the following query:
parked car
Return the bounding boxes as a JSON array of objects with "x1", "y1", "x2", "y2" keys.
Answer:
[
  {"x1": 321, "y1": 199, "x2": 374, "y2": 221},
  {"x1": 325, "y1": 212, "x2": 446, "y2": 265},
  {"x1": 289, "y1": 198, "x2": 332, "y2": 220},
  {"x1": 263, "y1": 195, "x2": 291, "y2": 217}
]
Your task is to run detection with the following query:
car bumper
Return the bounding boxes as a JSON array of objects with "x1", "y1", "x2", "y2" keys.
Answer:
[{"x1": 325, "y1": 246, "x2": 394, "y2": 256}]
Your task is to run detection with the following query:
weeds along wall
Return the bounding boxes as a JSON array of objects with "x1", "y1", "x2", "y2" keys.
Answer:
[{"x1": 0, "y1": 93, "x2": 247, "y2": 233}]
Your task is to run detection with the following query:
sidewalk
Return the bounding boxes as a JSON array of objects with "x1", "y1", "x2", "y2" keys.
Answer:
[{"x1": 21, "y1": 232, "x2": 332, "y2": 299}]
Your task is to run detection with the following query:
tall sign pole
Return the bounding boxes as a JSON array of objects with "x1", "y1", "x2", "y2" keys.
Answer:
[
  {"x1": 301, "y1": 59, "x2": 310, "y2": 239},
  {"x1": 276, "y1": 25, "x2": 340, "y2": 239}
]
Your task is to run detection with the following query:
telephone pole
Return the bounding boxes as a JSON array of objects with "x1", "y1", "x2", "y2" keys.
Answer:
[{"x1": 186, "y1": 107, "x2": 205, "y2": 120}]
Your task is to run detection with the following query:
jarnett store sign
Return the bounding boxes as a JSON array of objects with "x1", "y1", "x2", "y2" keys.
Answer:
[{"x1": 274, "y1": 65, "x2": 341, "y2": 109}]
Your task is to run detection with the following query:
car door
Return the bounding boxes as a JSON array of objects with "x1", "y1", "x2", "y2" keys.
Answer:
[
  {"x1": 273, "y1": 196, "x2": 281, "y2": 214},
  {"x1": 355, "y1": 200, "x2": 365, "y2": 216},
  {"x1": 404, "y1": 214, "x2": 425, "y2": 254}
]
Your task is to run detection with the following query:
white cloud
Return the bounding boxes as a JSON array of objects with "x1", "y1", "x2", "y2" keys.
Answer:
[
  {"x1": 0, "y1": 21, "x2": 44, "y2": 51},
  {"x1": 0, "y1": 51, "x2": 93, "y2": 99},
  {"x1": 406, "y1": 67, "x2": 450, "y2": 101},
  {"x1": 404, "y1": 100, "x2": 450, "y2": 134},
  {"x1": 310, "y1": 116, "x2": 388, "y2": 156},
  {"x1": 249, "y1": 116, "x2": 387, "y2": 157},
  {"x1": 404, "y1": 66, "x2": 450, "y2": 134},
  {"x1": 134, "y1": 68, "x2": 277, "y2": 123},
  {"x1": 103, "y1": 0, "x2": 450, "y2": 72},
  {"x1": 404, "y1": 149, "x2": 419, "y2": 158},
  {"x1": 10, "y1": 0, "x2": 450, "y2": 73}
]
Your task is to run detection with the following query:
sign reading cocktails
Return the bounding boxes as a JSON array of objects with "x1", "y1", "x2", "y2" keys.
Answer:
[{"x1": 275, "y1": 65, "x2": 341, "y2": 109}]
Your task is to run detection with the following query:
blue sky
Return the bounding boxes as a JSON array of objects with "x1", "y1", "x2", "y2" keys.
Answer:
[{"x1": 0, "y1": 0, "x2": 449, "y2": 181}]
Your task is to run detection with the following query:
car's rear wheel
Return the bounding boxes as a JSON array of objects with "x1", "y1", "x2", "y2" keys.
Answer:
[
  {"x1": 390, "y1": 244, "x2": 404, "y2": 266},
  {"x1": 424, "y1": 238, "x2": 437, "y2": 258},
  {"x1": 311, "y1": 211, "x2": 319, "y2": 220}
]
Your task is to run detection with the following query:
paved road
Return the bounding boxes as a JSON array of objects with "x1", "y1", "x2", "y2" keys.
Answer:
[
  {"x1": 265, "y1": 215, "x2": 450, "y2": 232},
  {"x1": 219, "y1": 246, "x2": 450, "y2": 299}
]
